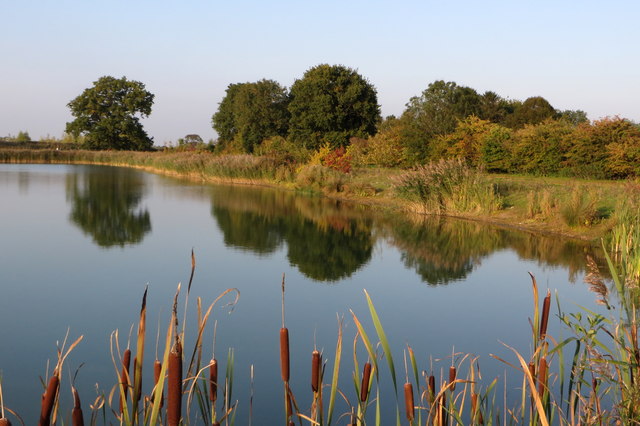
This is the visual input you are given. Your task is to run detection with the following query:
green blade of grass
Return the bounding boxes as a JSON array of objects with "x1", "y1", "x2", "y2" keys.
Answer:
[{"x1": 326, "y1": 316, "x2": 343, "y2": 426}]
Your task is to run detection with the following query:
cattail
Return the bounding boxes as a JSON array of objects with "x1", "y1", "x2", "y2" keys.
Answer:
[
  {"x1": 360, "y1": 362, "x2": 372, "y2": 402},
  {"x1": 449, "y1": 366, "x2": 457, "y2": 391},
  {"x1": 592, "y1": 377, "x2": 598, "y2": 391},
  {"x1": 311, "y1": 351, "x2": 321, "y2": 392},
  {"x1": 280, "y1": 328, "x2": 290, "y2": 382},
  {"x1": 167, "y1": 341, "x2": 183, "y2": 426},
  {"x1": 71, "y1": 386, "x2": 84, "y2": 426},
  {"x1": 119, "y1": 348, "x2": 131, "y2": 413},
  {"x1": 209, "y1": 358, "x2": 218, "y2": 403},
  {"x1": 153, "y1": 360, "x2": 163, "y2": 408},
  {"x1": 133, "y1": 356, "x2": 142, "y2": 403},
  {"x1": 428, "y1": 374, "x2": 435, "y2": 404},
  {"x1": 528, "y1": 362, "x2": 536, "y2": 380},
  {"x1": 0, "y1": 419, "x2": 11, "y2": 426},
  {"x1": 471, "y1": 392, "x2": 484, "y2": 425},
  {"x1": 39, "y1": 373, "x2": 59, "y2": 426},
  {"x1": 540, "y1": 290, "x2": 551, "y2": 340},
  {"x1": 537, "y1": 357, "x2": 548, "y2": 398},
  {"x1": 404, "y1": 382, "x2": 415, "y2": 422}
]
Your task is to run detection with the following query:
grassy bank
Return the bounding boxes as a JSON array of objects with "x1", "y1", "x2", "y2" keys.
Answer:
[{"x1": 1, "y1": 146, "x2": 638, "y2": 242}]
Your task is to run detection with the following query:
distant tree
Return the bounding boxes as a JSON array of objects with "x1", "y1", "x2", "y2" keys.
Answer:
[
  {"x1": 558, "y1": 109, "x2": 589, "y2": 125},
  {"x1": 66, "y1": 76, "x2": 154, "y2": 150},
  {"x1": 212, "y1": 79, "x2": 289, "y2": 152},
  {"x1": 16, "y1": 130, "x2": 31, "y2": 142},
  {"x1": 184, "y1": 134, "x2": 204, "y2": 144},
  {"x1": 503, "y1": 96, "x2": 557, "y2": 129},
  {"x1": 288, "y1": 64, "x2": 380, "y2": 150},
  {"x1": 479, "y1": 91, "x2": 518, "y2": 124},
  {"x1": 401, "y1": 80, "x2": 482, "y2": 163}
]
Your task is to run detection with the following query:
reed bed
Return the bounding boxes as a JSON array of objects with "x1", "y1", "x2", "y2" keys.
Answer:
[{"x1": 1, "y1": 248, "x2": 639, "y2": 425}]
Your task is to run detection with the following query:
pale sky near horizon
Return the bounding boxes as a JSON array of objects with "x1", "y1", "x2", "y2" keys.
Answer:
[{"x1": 2, "y1": 1, "x2": 639, "y2": 145}]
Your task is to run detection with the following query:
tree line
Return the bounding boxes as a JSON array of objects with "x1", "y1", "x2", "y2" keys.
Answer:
[{"x1": 62, "y1": 65, "x2": 640, "y2": 179}]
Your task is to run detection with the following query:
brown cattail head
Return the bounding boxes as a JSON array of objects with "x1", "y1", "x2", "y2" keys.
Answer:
[
  {"x1": 39, "y1": 374, "x2": 59, "y2": 426},
  {"x1": 449, "y1": 366, "x2": 457, "y2": 391},
  {"x1": 404, "y1": 382, "x2": 415, "y2": 421},
  {"x1": 528, "y1": 362, "x2": 536, "y2": 380},
  {"x1": 471, "y1": 392, "x2": 484, "y2": 425},
  {"x1": 133, "y1": 356, "x2": 142, "y2": 403},
  {"x1": 209, "y1": 358, "x2": 218, "y2": 403},
  {"x1": 153, "y1": 360, "x2": 163, "y2": 408},
  {"x1": 119, "y1": 348, "x2": 131, "y2": 413},
  {"x1": 167, "y1": 341, "x2": 183, "y2": 426},
  {"x1": 360, "y1": 362, "x2": 372, "y2": 402},
  {"x1": 311, "y1": 351, "x2": 321, "y2": 393},
  {"x1": 72, "y1": 386, "x2": 85, "y2": 426},
  {"x1": 537, "y1": 357, "x2": 548, "y2": 398},
  {"x1": 428, "y1": 374, "x2": 436, "y2": 403},
  {"x1": 0, "y1": 418, "x2": 12, "y2": 426},
  {"x1": 540, "y1": 290, "x2": 551, "y2": 340},
  {"x1": 280, "y1": 328, "x2": 290, "y2": 383}
]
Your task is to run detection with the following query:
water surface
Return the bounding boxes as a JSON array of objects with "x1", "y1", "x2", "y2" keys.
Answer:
[{"x1": 0, "y1": 164, "x2": 607, "y2": 423}]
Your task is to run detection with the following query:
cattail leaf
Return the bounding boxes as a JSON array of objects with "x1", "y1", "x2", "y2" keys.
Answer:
[
  {"x1": 148, "y1": 311, "x2": 174, "y2": 425},
  {"x1": 350, "y1": 310, "x2": 379, "y2": 379},
  {"x1": 363, "y1": 290, "x2": 398, "y2": 395},
  {"x1": 326, "y1": 317, "x2": 343, "y2": 426}
]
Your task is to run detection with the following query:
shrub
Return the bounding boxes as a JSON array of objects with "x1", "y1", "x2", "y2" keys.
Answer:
[{"x1": 322, "y1": 146, "x2": 351, "y2": 173}]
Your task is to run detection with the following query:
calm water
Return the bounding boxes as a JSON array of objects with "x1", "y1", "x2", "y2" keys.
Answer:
[{"x1": 0, "y1": 164, "x2": 607, "y2": 423}]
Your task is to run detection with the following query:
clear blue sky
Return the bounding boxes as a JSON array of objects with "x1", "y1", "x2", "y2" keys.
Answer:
[{"x1": 2, "y1": 0, "x2": 639, "y2": 145}]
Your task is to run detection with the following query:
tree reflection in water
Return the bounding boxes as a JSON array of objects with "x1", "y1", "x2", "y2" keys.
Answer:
[
  {"x1": 210, "y1": 186, "x2": 373, "y2": 281},
  {"x1": 209, "y1": 184, "x2": 603, "y2": 285},
  {"x1": 67, "y1": 166, "x2": 151, "y2": 247}
]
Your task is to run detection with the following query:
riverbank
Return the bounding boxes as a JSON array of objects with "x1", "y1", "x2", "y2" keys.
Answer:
[{"x1": 0, "y1": 147, "x2": 634, "y2": 242}]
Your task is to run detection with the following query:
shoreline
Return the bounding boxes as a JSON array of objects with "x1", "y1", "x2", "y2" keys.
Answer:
[{"x1": 0, "y1": 149, "x2": 614, "y2": 243}]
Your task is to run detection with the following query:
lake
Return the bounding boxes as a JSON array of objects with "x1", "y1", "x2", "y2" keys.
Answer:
[{"x1": 0, "y1": 163, "x2": 607, "y2": 424}]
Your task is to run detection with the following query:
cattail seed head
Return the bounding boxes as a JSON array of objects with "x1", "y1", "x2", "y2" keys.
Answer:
[
  {"x1": 404, "y1": 382, "x2": 415, "y2": 421},
  {"x1": 153, "y1": 360, "x2": 163, "y2": 408},
  {"x1": 167, "y1": 342, "x2": 183, "y2": 426},
  {"x1": 537, "y1": 357, "x2": 548, "y2": 398},
  {"x1": 540, "y1": 290, "x2": 551, "y2": 340},
  {"x1": 39, "y1": 374, "x2": 59, "y2": 426},
  {"x1": 449, "y1": 366, "x2": 457, "y2": 391},
  {"x1": 428, "y1": 374, "x2": 436, "y2": 403},
  {"x1": 360, "y1": 362, "x2": 372, "y2": 402},
  {"x1": 311, "y1": 351, "x2": 320, "y2": 393},
  {"x1": 209, "y1": 359, "x2": 218, "y2": 403},
  {"x1": 119, "y1": 348, "x2": 131, "y2": 413},
  {"x1": 280, "y1": 328, "x2": 290, "y2": 382},
  {"x1": 0, "y1": 418, "x2": 12, "y2": 426}
]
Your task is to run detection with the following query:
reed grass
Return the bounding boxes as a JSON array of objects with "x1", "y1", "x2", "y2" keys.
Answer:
[{"x1": 394, "y1": 158, "x2": 502, "y2": 215}]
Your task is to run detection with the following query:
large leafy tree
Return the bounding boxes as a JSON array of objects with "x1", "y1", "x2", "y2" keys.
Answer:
[
  {"x1": 212, "y1": 79, "x2": 289, "y2": 152},
  {"x1": 401, "y1": 80, "x2": 482, "y2": 163},
  {"x1": 288, "y1": 64, "x2": 380, "y2": 150},
  {"x1": 66, "y1": 76, "x2": 154, "y2": 150},
  {"x1": 503, "y1": 96, "x2": 557, "y2": 129}
]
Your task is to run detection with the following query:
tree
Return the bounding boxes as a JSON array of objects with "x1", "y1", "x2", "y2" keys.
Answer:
[
  {"x1": 212, "y1": 79, "x2": 289, "y2": 153},
  {"x1": 401, "y1": 80, "x2": 482, "y2": 163},
  {"x1": 503, "y1": 96, "x2": 557, "y2": 129},
  {"x1": 66, "y1": 76, "x2": 154, "y2": 150},
  {"x1": 288, "y1": 64, "x2": 380, "y2": 150},
  {"x1": 15, "y1": 130, "x2": 31, "y2": 142}
]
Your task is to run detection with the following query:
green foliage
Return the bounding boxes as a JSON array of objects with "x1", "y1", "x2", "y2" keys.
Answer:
[
  {"x1": 66, "y1": 76, "x2": 154, "y2": 150},
  {"x1": 503, "y1": 96, "x2": 557, "y2": 129},
  {"x1": 288, "y1": 64, "x2": 380, "y2": 150},
  {"x1": 15, "y1": 130, "x2": 31, "y2": 142},
  {"x1": 559, "y1": 186, "x2": 599, "y2": 227},
  {"x1": 212, "y1": 79, "x2": 289, "y2": 153},
  {"x1": 401, "y1": 80, "x2": 482, "y2": 163},
  {"x1": 349, "y1": 116, "x2": 408, "y2": 168},
  {"x1": 480, "y1": 124, "x2": 513, "y2": 172},
  {"x1": 509, "y1": 119, "x2": 574, "y2": 175}
]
